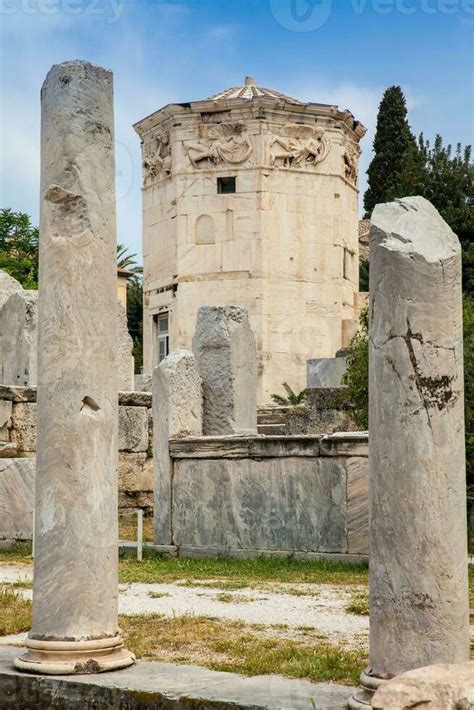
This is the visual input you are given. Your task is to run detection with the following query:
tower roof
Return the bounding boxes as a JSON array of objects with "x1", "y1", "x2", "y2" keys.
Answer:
[{"x1": 206, "y1": 76, "x2": 303, "y2": 105}]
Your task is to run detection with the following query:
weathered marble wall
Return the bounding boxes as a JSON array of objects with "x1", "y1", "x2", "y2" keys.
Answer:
[
  {"x1": 161, "y1": 432, "x2": 368, "y2": 559},
  {"x1": 0, "y1": 386, "x2": 153, "y2": 542}
]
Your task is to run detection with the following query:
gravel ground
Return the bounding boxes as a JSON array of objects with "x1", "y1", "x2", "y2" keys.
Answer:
[{"x1": 0, "y1": 564, "x2": 368, "y2": 648}]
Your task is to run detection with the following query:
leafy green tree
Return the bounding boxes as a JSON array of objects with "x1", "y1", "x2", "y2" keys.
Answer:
[
  {"x1": 364, "y1": 86, "x2": 425, "y2": 216},
  {"x1": 272, "y1": 383, "x2": 307, "y2": 406},
  {"x1": 464, "y1": 298, "x2": 474, "y2": 489},
  {"x1": 117, "y1": 244, "x2": 143, "y2": 275},
  {"x1": 359, "y1": 259, "x2": 369, "y2": 292},
  {"x1": 342, "y1": 308, "x2": 369, "y2": 429},
  {"x1": 419, "y1": 136, "x2": 474, "y2": 295},
  {"x1": 0, "y1": 209, "x2": 39, "y2": 288},
  {"x1": 116, "y1": 244, "x2": 143, "y2": 373},
  {"x1": 127, "y1": 277, "x2": 143, "y2": 373}
]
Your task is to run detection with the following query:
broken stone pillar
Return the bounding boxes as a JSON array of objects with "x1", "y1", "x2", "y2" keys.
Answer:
[
  {"x1": 152, "y1": 350, "x2": 202, "y2": 544},
  {"x1": 0, "y1": 269, "x2": 23, "y2": 309},
  {"x1": 192, "y1": 305, "x2": 257, "y2": 435},
  {"x1": 0, "y1": 290, "x2": 38, "y2": 386},
  {"x1": 350, "y1": 196, "x2": 469, "y2": 707},
  {"x1": 15, "y1": 60, "x2": 134, "y2": 674}
]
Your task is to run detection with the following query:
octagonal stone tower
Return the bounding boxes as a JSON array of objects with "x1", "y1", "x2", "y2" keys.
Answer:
[{"x1": 134, "y1": 77, "x2": 366, "y2": 403}]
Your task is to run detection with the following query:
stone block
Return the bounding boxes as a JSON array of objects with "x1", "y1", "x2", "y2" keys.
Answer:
[
  {"x1": 172, "y1": 456, "x2": 347, "y2": 553},
  {"x1": 306, "y1": 357, "x2": 347, "y2": 388},
  {"x1": 118, "y1": 453, "x2": 153, "y2": 493},
  {"x1": 0, "y1": 290, "x2": 38, "y2": 386},
  {"x1": 10, "y1": 402, "x2": 37, "y2": 452},
  {"x1": 192, "y1": 305, "x2": 257, "y2": 435},
  {"x1": 0, "y1": 399, "x2": 12, "y2": 440},
  {"x1": 320, "y1": 432, "x2": 368, "y2": 457},
  {"x1": 119, "y1": 391, "x2": 152, "y2": 407},
  {"x1": 372, "y1": 662, "x2": 474, "y2": 709},
  {"x1": 118, "y1": 406, "x2": 148, "y2": 452},
  {"x1": 118, "y1": 491, "x2": 154, "y2": 514},
  {"x1": 0, "y1": 457, "x2": 35, "y2": 540}
]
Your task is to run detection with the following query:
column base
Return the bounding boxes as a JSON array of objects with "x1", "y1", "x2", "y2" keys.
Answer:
[
  {"x1": 348, "y1": 668, "x2": 389, "y2": 708},
  {"x1": 14, "y1": 634, "x2": 135, "y2": 675}
]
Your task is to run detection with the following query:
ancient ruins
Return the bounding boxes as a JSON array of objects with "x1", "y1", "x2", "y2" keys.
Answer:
[
  {"x1": 134, "y1": 77, "x2": 366, "y2": 401},
  {"x1": 0, "y1": 57, "x2": 470, "y2": 710}
]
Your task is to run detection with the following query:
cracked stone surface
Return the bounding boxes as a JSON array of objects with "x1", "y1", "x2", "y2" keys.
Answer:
[
  {"x1": 192, "y1": 305, "x2": 257, "y2": 435},
  {"x1": 31, "y1": 60, "x2": 121, "y2": 641},
  {"x1": 368, "y1": 196, "x2": 469, "y2": 677}
]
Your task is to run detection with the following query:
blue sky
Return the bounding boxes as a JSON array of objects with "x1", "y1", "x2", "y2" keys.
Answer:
[{"x1": 1, "y1": 0, "x2": 473, "y2": 258}]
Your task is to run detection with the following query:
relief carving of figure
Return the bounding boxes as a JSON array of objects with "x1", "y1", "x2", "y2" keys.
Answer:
[
  {"x1": 186, "y1": 122, "x2": 253, "y2": 168},
  {"x1": 269, "y1": 125, "x2": 331, "y2": 168},
  {"x1": 142, "y1": 132, "x2": 172, "y2": 183},
  {"x1": 343, "y1": 142, "x2": 361, "y2": 185}
]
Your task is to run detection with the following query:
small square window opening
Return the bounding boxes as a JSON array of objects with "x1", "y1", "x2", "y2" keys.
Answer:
[{"x1": 217, "y1": 177, "x2": 236, "y2": 194}]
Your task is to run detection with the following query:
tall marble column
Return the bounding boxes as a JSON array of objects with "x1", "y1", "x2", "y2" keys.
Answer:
[
  {"x1": 350, "y1": 196, "x2": 469, "y2": 707},
  {"x1": 15, "y1": 61, "x2": 134, "y2": 674}
]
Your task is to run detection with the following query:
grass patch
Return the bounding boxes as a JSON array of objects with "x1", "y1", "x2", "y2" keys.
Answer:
[
  {"x1": 147, "y1": 591, "x2": 170, "y2": 599},
  {"x1": 120, "y1": 613, "x2": 366, "y2": 686},
  {"x1": 119, "y1": 554, "x2": 369, "y2": 588},
  {"x1": 215, "y1": 592, "x2": 259, "y2": 604},
  {"x1": 8, "y1": 580, "x2": 32, "y2": 590},
  {"x1": 0, "y1": 542, "x2": 32, "y2": 565},
  {"x1": 176, "y1": 579, "x2": 250, "y2": 591},
  {"x1": 0, "y1": 587, "x2": 32, "y2": 636},
  {"x1": 119, "y1": 515, "x2": 154, "y2": 543},
  {"x1": 346, "y1": 593, "x2": 370, "y2": 616}
]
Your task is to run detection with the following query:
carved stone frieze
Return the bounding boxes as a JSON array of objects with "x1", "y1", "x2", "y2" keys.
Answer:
[
  {"x1": 142, "y1": 131, "x2": 172, "y2": 184},
  {"x1": 185, "y1": 122, "x2": 253, "y2": 168},
  {"x1": 269, "y1": 125, "x2": 331, "y2": 169},
  {"x1": 343, "y1": 141, "x2": 361, "y2": 185}
]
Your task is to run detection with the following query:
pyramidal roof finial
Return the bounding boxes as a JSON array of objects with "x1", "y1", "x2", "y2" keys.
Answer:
[{"x1": 245, "y1": 76, "x2": 256, "y2": 87}]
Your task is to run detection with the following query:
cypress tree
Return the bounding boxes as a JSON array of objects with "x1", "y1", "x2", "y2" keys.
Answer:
[{"x1": 364, "y1": 86, "x2": 425, "y2": 216}]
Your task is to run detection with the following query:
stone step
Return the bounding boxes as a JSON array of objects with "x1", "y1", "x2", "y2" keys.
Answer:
[{"x1": 0, "y1": 646, "x2": 355, "y2": 709}]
